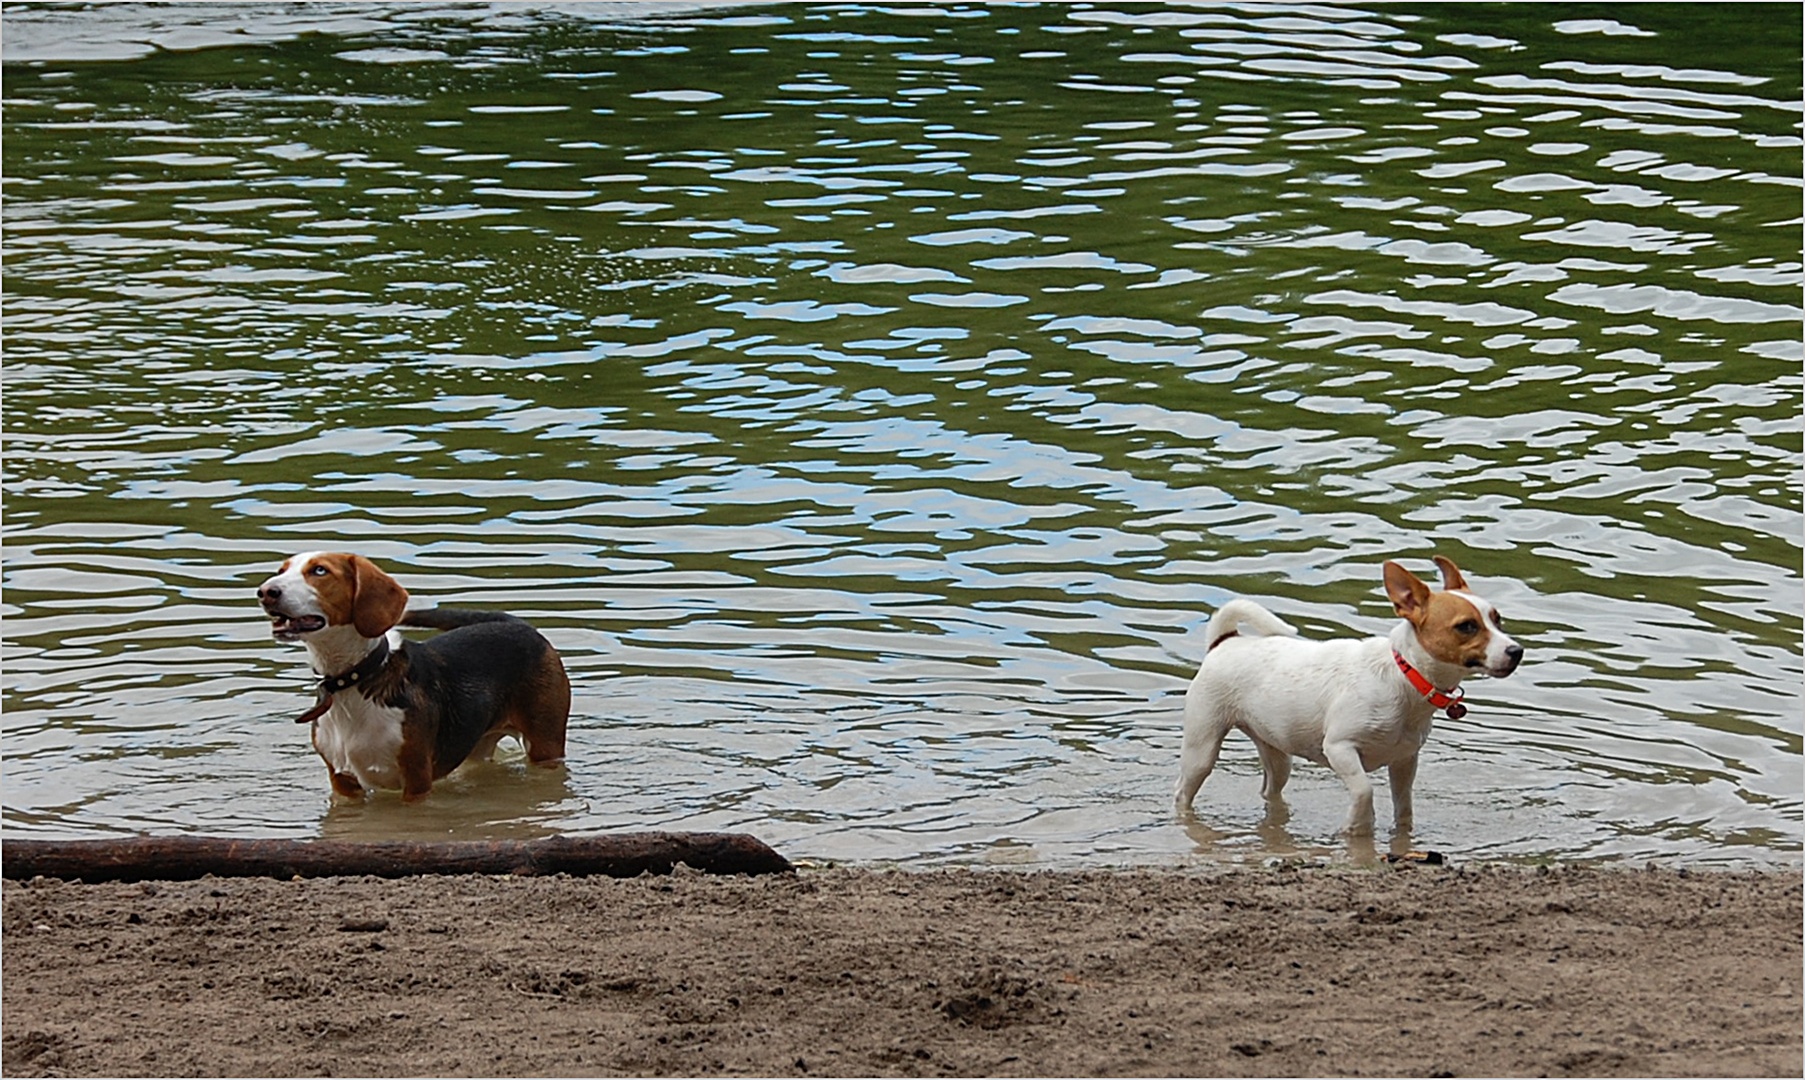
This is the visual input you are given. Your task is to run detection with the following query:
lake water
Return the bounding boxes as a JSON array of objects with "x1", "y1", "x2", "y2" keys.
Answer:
[{"x1": 3, "y1": 2, "x2": 1799, "y2": 868}]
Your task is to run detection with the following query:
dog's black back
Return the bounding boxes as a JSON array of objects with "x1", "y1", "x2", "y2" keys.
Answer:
[{"x1": 373, "y1": 609, "x2": 570, "y2": 777}]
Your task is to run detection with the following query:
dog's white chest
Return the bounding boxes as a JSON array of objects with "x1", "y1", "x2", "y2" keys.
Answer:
[
  {"x1": 1349, "y1": 702, "x2": 1434, "y2": 769},
  {"x1": 311, "y1": 694, "x2": 405, "y2": 791}
]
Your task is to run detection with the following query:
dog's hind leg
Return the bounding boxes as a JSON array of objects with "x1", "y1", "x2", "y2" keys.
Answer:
[
  {"x1": 1174, "y1": 737, "x2": 1226, "y2": 817},
  {"x1": 1250, "y1": 733, "x2": 1292, "y2": 803},
  {"x1": 1174, "y1": 687, "x2": 1233, "y2": 816},
  {"x1": 512, "y1": 647, "x2": 571, "y2": 767}
]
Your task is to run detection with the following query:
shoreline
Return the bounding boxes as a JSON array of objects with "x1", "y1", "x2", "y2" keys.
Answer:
[{"x1": 4, "y1": 862, "x2": 1799, "y2": 1077}]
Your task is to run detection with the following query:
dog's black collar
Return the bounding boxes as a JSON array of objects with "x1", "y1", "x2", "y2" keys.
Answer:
[
  {"x1": 318, "y1": 637, "x2": 391, "y2": 695},
  {"x1": 297, "y1": 639, "x2": 392, "y2": 725}
]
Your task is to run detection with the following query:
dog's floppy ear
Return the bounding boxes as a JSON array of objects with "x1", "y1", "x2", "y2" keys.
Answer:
[
  {"x1": 348, "y1": 555, "x2": 409, "y2": 638},
  {"x1": 1383, "y1": 561, "x2": 1432, "y2": 624},
  {"x1": 1432, "y1": 555, "x2": 1469, "y2": 592}
]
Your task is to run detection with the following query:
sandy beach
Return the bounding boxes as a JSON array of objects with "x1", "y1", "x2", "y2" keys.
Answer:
[{"x1": 2, "y1": 861, "x2": 1798, "y2": 1077}]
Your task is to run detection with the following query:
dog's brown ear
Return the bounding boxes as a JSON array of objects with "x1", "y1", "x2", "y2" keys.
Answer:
[
  {"x1": 1383, "y1": 561, "x2": 1432, "y2": 624},
  {"x1": 1432, "y1": 555, "x2": 1469, "y2": 592},
  {"x1": 348, "y1": 555, "x2": 409, "y2": 638}
]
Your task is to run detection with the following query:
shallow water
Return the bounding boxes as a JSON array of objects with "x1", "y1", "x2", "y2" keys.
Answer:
[{"x1": 2, "y1": 2, "x2": 1800, "y2": 867}]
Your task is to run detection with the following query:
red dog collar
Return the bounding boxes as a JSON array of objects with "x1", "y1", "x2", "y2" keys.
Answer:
[{"x1": 1392, "y1": 649, "x2": 1467, "y2": 719}]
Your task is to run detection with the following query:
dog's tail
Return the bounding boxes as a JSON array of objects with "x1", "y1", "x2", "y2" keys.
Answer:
[
  {"x1": 399, "y1": 607, "x2": 522, "y2": 631},
  {"x1": 1203, "y1": 599, "x2": 1297, "y2": 654}
]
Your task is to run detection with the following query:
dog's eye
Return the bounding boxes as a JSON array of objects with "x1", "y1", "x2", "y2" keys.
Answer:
[
  {"x1": 1455, "y1": 619, "x2": 1480, "y2": 635},
  {"x1": 309, "y1": 564, "x2": 329, "y2": 577}
]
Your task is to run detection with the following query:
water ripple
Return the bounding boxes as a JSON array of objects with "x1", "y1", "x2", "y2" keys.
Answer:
[{"x1": 3, "y1": 1, "x2": 1798, "y2": 866}]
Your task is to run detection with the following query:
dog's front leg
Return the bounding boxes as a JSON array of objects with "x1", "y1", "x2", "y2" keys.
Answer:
[
  {"x1": 328, "y1": 770, "x2": 364, "y2": 799},
  {"x1": 1323, "y1": 739, "x2": 1376, "y2": 836},
  {"x1": 1388, "y1": 754, "x2": 1419, "y2": 833},
  {"x1": 397, "y1": 739, "x2": 435, "y2": 803}
]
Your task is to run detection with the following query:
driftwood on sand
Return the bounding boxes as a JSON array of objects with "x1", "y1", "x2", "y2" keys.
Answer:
[{"x1": 2, "y1": 833, "x2": 793, "y2": 883}]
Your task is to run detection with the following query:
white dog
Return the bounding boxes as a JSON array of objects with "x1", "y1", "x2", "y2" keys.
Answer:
[{"x1": 1175, "y1": 557, "x2": 1523, "y2": 836}]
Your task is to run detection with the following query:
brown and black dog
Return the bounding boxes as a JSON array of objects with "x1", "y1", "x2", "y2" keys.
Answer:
[{"x1": 257, "y1": 552, "x2": 569, "y2": 800}]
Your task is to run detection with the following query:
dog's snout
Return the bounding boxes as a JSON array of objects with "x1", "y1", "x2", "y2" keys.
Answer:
[
  {"x1": 1497, "y1": 642, "x2": 1525, "y2": 676},
  {"x1": 258, "y1": 582, "x2": 282, "y2": 606}
]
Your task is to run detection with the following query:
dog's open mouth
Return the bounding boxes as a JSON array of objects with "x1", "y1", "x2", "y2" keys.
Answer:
[
  {"x1": 269, "y1": 613, "x2": 326, "y2": 640},
  {"x1": 1469, "y1": 655, "x2": 1523, "y2": 679}
]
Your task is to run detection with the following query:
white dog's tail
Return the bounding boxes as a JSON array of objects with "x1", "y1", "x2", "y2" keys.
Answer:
[{"x1": 1202, "y1": 599, "x2": 1297, "y2": 655}]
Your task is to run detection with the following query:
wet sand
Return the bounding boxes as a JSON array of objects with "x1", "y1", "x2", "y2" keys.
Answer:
[{"x1": 3, "y1": 863, "x2": 1799, "y2": 1077}]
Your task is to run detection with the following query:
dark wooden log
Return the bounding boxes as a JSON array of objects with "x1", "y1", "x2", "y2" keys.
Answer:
[{"x1": 1, "y1": 833, "x2": 792, "y2": 883}]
